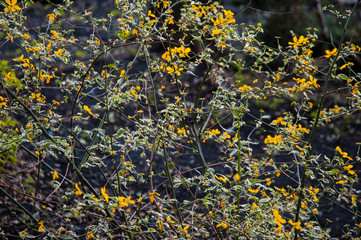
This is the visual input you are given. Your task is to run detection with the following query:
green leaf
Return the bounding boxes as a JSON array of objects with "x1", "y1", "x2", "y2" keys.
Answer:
[
  {"x1": 327, "y1": 169, "x2": 340, "y2": 175},
  {"x1": 338, "y1": 74, "x2": 349, "y2": 80}
]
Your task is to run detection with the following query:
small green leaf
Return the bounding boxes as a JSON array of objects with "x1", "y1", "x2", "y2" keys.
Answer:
[{"x1": 327, "y1": 169, "x2": 340, "y2": 175}]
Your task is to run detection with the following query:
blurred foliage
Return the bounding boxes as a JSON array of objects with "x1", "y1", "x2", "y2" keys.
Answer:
[{"x1": 231, "y1": 0, "x2": 361, "y2": 55}]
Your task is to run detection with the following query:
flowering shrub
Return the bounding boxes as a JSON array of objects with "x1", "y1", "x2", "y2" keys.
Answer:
[{"x1": 0, "y1": 0, "x2": 360, "y2": 239}]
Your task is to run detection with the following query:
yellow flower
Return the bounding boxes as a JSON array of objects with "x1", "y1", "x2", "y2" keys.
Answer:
[
  {"x1": 148, "y1": 10, "x2": 156, "y2": 18},
  {"x1": 266, "y1": 178, "x2": 271, "y2": 186},
  {"x1": 234, "y1": 173, "x2": 240, "y2": 181},
  {"x1": 176, "y1": 46, "x2": 191, "y2": 58},
  {"x1": 118, "y1": 196, "x2": 135, "y2": 208},
  {"x1": 47, "y1": 13, "x2": 57, "y2": 21},
  {"x1": 177, "y1": 127, "x2": 186, "y2": 135},
  {"x1": 166, "y1": 216, "x2": 175, "y2": 224},
  {"x1": 165, "y1": 17, "x2": 174, "y2": 25},
  {"x1": 50, "y1": 30, "x2": 61, "y2": 39},
  {"x1": 0, "y1": 96, "x2": 8, "y2": 108},
  {"x1": 21, "y1": 33, "x2": 31, "y2": 40},
  {"x1": 211, "y1": 29, "x2": 222, "y2": 36},
  {"x1": 119, "y1": 70, "x2": 126, "y2": 77},
  {"x1": 248, "y1": 188, "x2": 260, "y2": 194},
  {"x1": 222, "y1": 131, "x2": 231, "y2": 140},
  {"x1": 5, "y1": 0, "x2": 21, "y2": 13},
  {"x1": 180, "y1": 225, "x2": 190, "y2": 234},
  {"x1": 335, "y1": 146, "x2": 353, "y2": 160},
  {"x1": 273, "y1": 209, "x2": 286, "y2": 227},
  {"x1": 344, "y1": 165, "x2": 355, "y2": 175},
  {"x1": 83, "y1": 105, "x2": 97, "y2": 118},
  {"x1": 75, "y1": 183, "x2": 83, "y2": 195},
  {"x1": 51, "y1": 171, "x2": 59, "y2": 180},
  {"x1": 101, "y1": 187, "x2": 109, "y2": 203},
  {"x1": 238, "y1": 84, "x2": 253, "y2": 91},
  {"x1": 288, "y1": 35, "x2": 309, "y2": 49},
  {"x1": 166, "y1": 65, "x2": 183, "y2": 76},
  {"x1": 157, "y1": 219, "x2": 163, "y2": 231},
  {"x1": 215, "y1": 174, "x2": 227, "y2": 183},
  {"x1": 38, "y1": 220, "x2": 44, "y2": 232},
  {"x1": 149, "y1": 191, "x2": 159, "y2": 202},
  {"x1": 216, "y1": 222, "x2": 228, "y2": 229},
  {"x1": 271, "y1": 117, "x2": 287, "y2": 126},
  {"x1": 274, "y1": 186, "x2": 288, "y2": 197},
  {"x1": 288, "y1": 219, "x2": 303, "y2": 231},
  {"x1": 54, "y1": 49, "x2": 65, "y2": 56},
  {"x1": 312, "y1": 208, "x2": 319, "y2": 215},
  {"x1": 87, "y1": 233, "x2": 95, "y2": 239},
  {"x1": 204, "y1": 129, "x2": 220, "y2": 136},
  {"x1": 336, "y1": 179, "x2": 348, "y2": 184},
  {"x1": 325, "y1": 48, "x2": 337, "y2": 58},
  {"x1": 264, "y1": 135, "x2": 284, "y2": 145}
]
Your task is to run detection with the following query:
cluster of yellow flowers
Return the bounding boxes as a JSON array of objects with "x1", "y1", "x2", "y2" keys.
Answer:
[
  {"x1": 289, "y1": 76, "x2": 320, "y2": 93},
  {"x1": 30, "y1": 93, "x2": 46, "y2": 104},
  {"x1": 264, "y1": 134, "x2": 284, "y2": 145},
  {"x1": 160, "y1": 46, "x2": 191, "y2": 76},
  {"x1": 288, "y1": 35, "x2": 310, "y2": 49}
]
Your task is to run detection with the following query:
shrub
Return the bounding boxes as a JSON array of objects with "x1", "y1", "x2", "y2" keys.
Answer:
[{"x1": 0, "y1": 0, "x2": 360, "y2": 239}]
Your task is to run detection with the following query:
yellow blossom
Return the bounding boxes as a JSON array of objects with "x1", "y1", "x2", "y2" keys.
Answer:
[
  {"x1": 266, "y1": 178, "x2": 271, "y2": 186},
  {"x1": 38, "y1": 220, "x2": 44, "y2": 232},
  {"x1": 166, "y1": 216, "x2": 175, "y2": 224},
  {"x1": 238, "y1": 84, "x2": 253, "y2": 91},
  {"x1": 47, "y1": 13, "x2": 57, "y2": 21},
  {"x1": 313, "y1": 208, "x2": 319, "y2": 215},
  {"x1": 180, "y1": 225, "x2": 190, "y2": 234},
  {"x1": 176, "y1": 46, "x2": 191, "y2": 58},
  {"x1": 83, "y1": 105, "x2": 97, "y2": 118},
  {"x1": 119, "y1": 70, "x2": 126, "y2": 77},
  {"x1": 248, "y1": 188, "x2": 260, "y2": 194},
  {"x1": 51, "y1": 171, "x2": 59, "y2": 180},
  {"x1": 177, "y1": 127, "x2": 186, "y2": 135},
  {"x1": 216, "y1": 222, "x2": 228, "y2": 229},
  {"x1": 212, "y1": 29, "x2": 222, "y2": 36},
  {"x1": 288, "y1": 35, "x2": 309, "y2": 49},
  {"x1": 273, "y1": 209, "x2": 286, "y2": 229},
  {"x1": 5, "y1": 0, "x2": 21, "y2": 13},
  {"x1": 87, "y1": 233, "x2": 95, "y2": 239},
  {"x1": 118, "y1": 196, "x2": 135, "y2": 208},
  {"x1": 335, "y1": 146, "x2": 353, "y2": 160},
  {"x1": 215, "y1": 174, "x2": 227, "y2": 183},
  {"x1": 75, "y1": 183, "x2": 83, "y2": 195},
  {"x1": 289, "y1": 219, "x2": 303, "y2": 231},
  {"x1": 54, "y1": 49, "x2": 65, "y2": 56},
  {"x1": 101, "y1": 187, "x2": 109, "y2": 203},
  {"x1": 166, "y1": 65, "x2": 183, "y2": 76},
  {"x1": 50, "y1": 30, "x2": 61, "y2": 39},
  {"x1": 234, "y1": 173, "x2": 240, "y2": 181},
  {"x1": 204, "y1": 129, "x2": 220, "y2": 136},
  {"x1": 222, "y1": 131, "x2": 231, "y2": 140},
  {"x1": 336, "y1": 179, "x2": 348, "y2": 184},
  {"x1": 344, "y1": 165, "x2": 355, "y2": 175},
  {"x1": 21, "y1": 33, "x2": 31, "y2": 40},
  {"x1": 157, "y1": 219, "x2": 163, "y2": 231},
  {"x1": 264, "y1": 135, "x2": 284, "y2": 145},
  {"x1": 149, "y1": 191, "x2": 159, "y2": 202},
  {"x1": 339, "y1": 62, "x2": 353, "y2": 70},
  {"x1": 271, "y1": 117, "x2": 287, "y2": 126},
  {"x1": 325, "y1": 48, "x2": 337, "y2": 58},
  {"x1": 274, "y1": 186, "x2": 288, "y2": 197}
]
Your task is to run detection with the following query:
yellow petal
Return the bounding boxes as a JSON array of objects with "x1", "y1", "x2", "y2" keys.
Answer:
[{"x1": 38, "y1": 220, "x2": 44, "y2": 232}]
